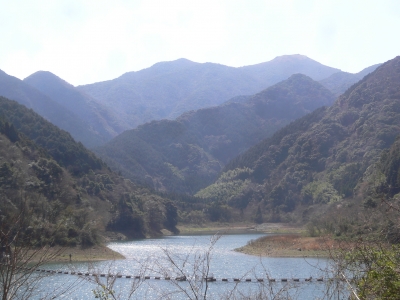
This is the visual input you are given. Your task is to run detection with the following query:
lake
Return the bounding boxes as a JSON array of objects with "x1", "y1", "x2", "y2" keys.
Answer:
[{"x1": 35, "y1": 233, "x2": 348, "y2": 299}]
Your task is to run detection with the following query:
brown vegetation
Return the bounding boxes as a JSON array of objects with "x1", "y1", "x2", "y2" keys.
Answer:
[
  {"x1": 235, "y1": 234, "x2": 352, "y2": 257},
  {"x1": 28, "y1": 245, "x2": 125, "y2": 263}
]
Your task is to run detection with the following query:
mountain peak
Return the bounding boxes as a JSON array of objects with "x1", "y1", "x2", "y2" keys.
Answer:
[
  {"x1": 24, "y1": 71, "x2": 72, "y2": 89},
  {"x1": 145, "y1": 58, "x2": 198, "y2": 74},
  {"x1": 271, "y1": 54, "x2": 310, "y2": 62},
  {"x1": 120, "y1": 58, "x2": 197, "y2": 80},
  {"x1": 240, "y1": 54, "x2": 341, "y2": 82}
]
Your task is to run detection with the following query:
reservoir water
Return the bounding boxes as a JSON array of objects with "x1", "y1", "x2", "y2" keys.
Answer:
[{"x1": 36, "y1": 233, "x2": 347, "y2": 299}]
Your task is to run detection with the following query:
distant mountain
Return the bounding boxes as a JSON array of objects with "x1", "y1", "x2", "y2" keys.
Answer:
[
  {"x1": 0, "y1": 69, "x2": 105, "y2": 148},
  {"x1": 197, "y1": 56, "x2": 400, "y2": 220},
  {"x1": 78, "y1": 55, "x2": 340, "y2": 130},
  {"x1": 24, "y1": 71, "x2": 124, "y2": 142},
  {"x1": 94, "y1": 74, "x2": 335, "y2": 194},
  {"x1": 240, "y1": 54, "x2": 341, "y2": 84},
  {"x1": 319, "y1": 64, "x2": 381, "y2": 96},
  {"x1": 0, "y1": 95, "x2": 178, "y2": 240}
]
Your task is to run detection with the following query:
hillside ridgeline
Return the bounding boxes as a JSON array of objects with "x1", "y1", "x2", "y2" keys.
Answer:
[
  {"x1": 78, "y1": 55, "x2": 340, "y2": 130},
  {"x1": 195, "y1": 56, "x2": 400, "y2": 228},
  {"x1": 94, "y1": 74, "x2": 335, "y2": 194},
  {"x1": 0, "y1": 96, "x2": 178, "y2": 249}
]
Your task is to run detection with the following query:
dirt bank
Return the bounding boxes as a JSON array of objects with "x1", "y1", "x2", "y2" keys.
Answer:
[
  {"x1": 29, "y1": 245, "x2": 125, "y2": 263},
  {"x1": 235, "y1": 234, "x2": 343, "y2": 257},
  {"x1": 177, "y1": 222, "x2": 303, "y2": 235}
]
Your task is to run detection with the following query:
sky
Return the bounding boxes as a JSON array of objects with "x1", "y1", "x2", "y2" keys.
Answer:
[{"x1": 1, "y1": 0, "x2": 399, "y2": 86}]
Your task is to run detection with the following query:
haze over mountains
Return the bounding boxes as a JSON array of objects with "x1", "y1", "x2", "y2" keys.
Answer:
[
  {"x1": 24, "y1": 71, "x2": 124, "y2": 141},
  {"x1": 0, "y1": 54, "x2": 379, "y2": 151},
  {"x1": 94, "y1": 74, "x2": 335, "y2": 194},
  {"x1": 78, "y1": 55, "x2": 341, "y2": 130},
  {"x1": 319, "y1": 63, "x2": 382, "y2": 97},
  {"x1": 0, "y1": 69, "x2": 107, "y2": 148},
  {"x1": 0, "y1": 52, "x2": 397, "y2": 240}
]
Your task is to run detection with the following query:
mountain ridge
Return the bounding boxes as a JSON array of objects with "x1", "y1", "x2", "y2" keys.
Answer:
[
  {"x1": 94, "y1": 73, "x2": 335, "y2": 194},
  {"x1": 197, "y1": 56, "x2": 400, "y2": 220},
  {"x1": 24, "y1": 71, "x2": 124, "y2": 142},
  {"x1": 78, "y1": 54, "x2": 341, "y2": 130},
  {"x1": 0, "y1": 94, "x2": 179, "y2": 242},
  {"x1": 0, "y1": 69, "x2": 106, "y2": 148}
]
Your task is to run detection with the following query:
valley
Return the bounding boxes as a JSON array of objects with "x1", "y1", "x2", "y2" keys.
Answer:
[
  {"x1": 0, "y1": 54, "x2": 391, "y2": 239},
  {"x1": 0, "y1": 54, "x2": 398, "y2": 299}
]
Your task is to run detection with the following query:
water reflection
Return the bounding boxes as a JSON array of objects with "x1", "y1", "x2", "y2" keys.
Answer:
[{"x1": 38, "y1": 233, "x2": 340, "y2": 299}]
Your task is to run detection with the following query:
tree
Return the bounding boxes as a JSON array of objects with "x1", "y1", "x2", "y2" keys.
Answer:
[
  {"x1": 254, "y1": 205, "x2": 263, "y2": 224},
  {"x1": 0, "y1": 209, "x2": 79, "y2": 299}
]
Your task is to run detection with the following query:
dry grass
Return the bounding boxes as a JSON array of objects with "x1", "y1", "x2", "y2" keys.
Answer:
[
  {"x1": 177, "y1": 222, "x2": 303, "y2": 235},
  {"x1": 28, "y1": 245, "x2": 125, "y2": 263},
  {"x1": 235, "y1": 234, "x2": 348, "y2": 257}
]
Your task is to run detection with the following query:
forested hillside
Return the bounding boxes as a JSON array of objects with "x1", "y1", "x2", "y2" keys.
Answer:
[
  {"x1": 78, "y1": 55, "x2": 340, "y2": 130},
  {"x1": 0, "y1": 96, "x2": 178, "y2": 246},
  {"x1": 319, "y1": 63, "x2": 381, "y2": 96},
  {"x1": 24, "y1": 71, "x2": 124, "y2": 142},
  {"x1": 0, "y1": 70, "x2": 105, "y2": 148},
  {"x1": 94, "y1": 74, "x2": 334, "y2": 194},
  {"x1": 196, "y1": 56, "x2": 400, "y2": 222}
]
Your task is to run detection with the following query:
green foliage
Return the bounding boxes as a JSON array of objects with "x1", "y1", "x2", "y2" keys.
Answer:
[
  {"x1": 1, "y1": 121, "x2": 19, "y2": 142},
  {"x1": 328, "y1": 163, "x2": 362, "y2": 197},
  {"x1": 301, "y1": 181, "x2": 341, "y2": 204},
  {"x1": 0, "y1": 96, "x2": 104, "y2": 175},
  {"x1": 215, "y1": 57, "x2": 400, "y2": 215},
  {"x1": 179, "y1": 210, "x2": 206, "y2": 224},
  {"x1": 94, "y1": 74, "x2": 334, "y2": 195},
  {"x1": 347, "y1": 246, "x2": 400, "y2": 299},
  {"x1": 217, "y1": 167, "x2": 253, "y2": 182},
  {"x1": 254, "y1": 206, "x2": 263, "y2": 224},
  {"x1": 0, "y1": 97, "x2": 180, "y2": 244},
  {"x1": 195, "y1": 179, "x2": 250, "y2": 202},
  {"x1": 206, "y1": 203, "x2": 232, "y2": 222}
]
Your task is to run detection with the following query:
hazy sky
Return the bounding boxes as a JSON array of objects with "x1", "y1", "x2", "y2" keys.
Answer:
[{"x1": 1, "y1": 0, "x2": 399, "y2": 86}]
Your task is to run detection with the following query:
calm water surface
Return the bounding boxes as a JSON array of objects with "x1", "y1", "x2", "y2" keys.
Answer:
[{"x1": 37, "y1": 234, "x2": 343, "y2": 299}]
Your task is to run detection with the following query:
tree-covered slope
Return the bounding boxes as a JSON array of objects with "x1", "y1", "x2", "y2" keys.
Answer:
[
  {"x1": 0, "y1": 69, "x2": 106, "y2": 148},
  {"x1": 24, "y1": 71, "x2": 124, "y2": 142},
  {"x1": 78, "y1": 55, "x2": 340, "y2": 130},
  {"x1": 319, "y1": 63, "x2": 381, "y2": 97},
  {"x1": 0, "y1": 96, "x2": 178, "y2": 243},
  {"x1": 94, "y1": 74, "x2": 335, "y2": 194},
  {"x1": 197, "y1": 56, "x2": 400, "y2": 219}
]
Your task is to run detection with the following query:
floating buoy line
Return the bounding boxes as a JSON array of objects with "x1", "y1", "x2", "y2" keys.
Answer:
[{"x1": 10, "y1": 266, "x2": 330, "y2": 283}]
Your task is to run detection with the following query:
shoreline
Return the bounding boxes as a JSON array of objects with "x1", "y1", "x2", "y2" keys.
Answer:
[
  {"x1": 234, "y1": 234, "x2": 340, "y2": 258},
  {"x1": 176, "y1": 222, "x2": 304, "y2": 235},
  {"x1": 30, "y1": 245, "x2": 125, "y2": 263},
  {"x1": 37, "y1": 223, "x2": 310, "y2": 263}
]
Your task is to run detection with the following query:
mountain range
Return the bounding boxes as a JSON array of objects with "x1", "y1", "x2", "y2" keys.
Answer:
[
  {"x1": 195, "y1": 56, "x2": 400, "y2": 223},
  {"x1": 0, "y1": 70, "x2": 112, "y2": 148},
  {"x1": 0, "y1": 53, "x2": 391, "y2": 231},
  {"x1": 94, "y1": 74, "x2": 335, "y2": 194},
  {"x1": 24, "y1": 71, "x2": 124, "y2": 141},
  {"x1": 0, "y1": 55, "x2": 378, "y2": 150},
  {"x1": 78, "y1": 55, "x2": 341, "y2": 130},
  {"x1": 319, "y1": 63, "x2": 381, "y2": 97}
]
